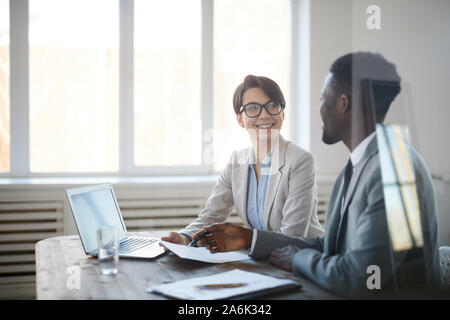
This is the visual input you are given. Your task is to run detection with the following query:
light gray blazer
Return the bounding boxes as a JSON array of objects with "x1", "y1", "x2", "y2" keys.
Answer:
[
  {"x1": 181, "y1": 135, "x2": 324, "y2": 239},
  {"x1": 251, "y1": 138, "x2": 440, "y2": 297}
]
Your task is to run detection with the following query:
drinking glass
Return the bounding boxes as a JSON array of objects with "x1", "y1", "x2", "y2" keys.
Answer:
[{"x1": 96, "y1": 226, "x2": 119, "y2": 275}]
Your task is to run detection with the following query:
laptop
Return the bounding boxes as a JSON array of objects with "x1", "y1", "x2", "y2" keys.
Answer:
[{"x1": 66, "y1": 183, "x2": 165, "y2": 259}]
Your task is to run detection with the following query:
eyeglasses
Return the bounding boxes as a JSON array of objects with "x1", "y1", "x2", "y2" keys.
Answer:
[{"x1": 239, "y1": 101, "x2": 284, "y2": 118}]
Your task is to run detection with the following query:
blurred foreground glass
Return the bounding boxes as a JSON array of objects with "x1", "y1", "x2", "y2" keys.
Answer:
[
  {"x1": 134, "y1": 0, "x2": 202, "y2": 166},
  {"x1": 29, "y1": 0, "x2": 119, "y2": 172},
  {"x1": 377, "y1": 123, "x2": 423, "y2": 252},
  {"x1": 96, "y1": 226, "x2": 119, "y2": 275},
  {"x1": 0, "y1": 0, "x2": 9, "y2": 172},
  {"x1": 213, "y1": 0, "x2": 291, "y2": 171}
]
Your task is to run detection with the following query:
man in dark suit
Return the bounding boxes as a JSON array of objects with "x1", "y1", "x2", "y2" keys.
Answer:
[{"x1": 197, "y1": 52, "x2": 440, "y2": 297}]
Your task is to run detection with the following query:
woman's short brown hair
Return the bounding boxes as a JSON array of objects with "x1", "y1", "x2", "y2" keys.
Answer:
[{"x1": 232, "y1": 75, "x2": 286, "y2": 115}]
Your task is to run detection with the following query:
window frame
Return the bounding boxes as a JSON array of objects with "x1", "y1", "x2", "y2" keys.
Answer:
[{"x1": 3, "y1": 0, "x2": 306, "y2": 178}]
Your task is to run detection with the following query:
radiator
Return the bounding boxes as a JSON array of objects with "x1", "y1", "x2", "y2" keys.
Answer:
[
  {"x1": 118, "y1": 198, "x2": 243, "y2": 232},
  {"x1": 0, "y1": 194, "x2": 243, "y2": 299},
  {"x1": 317, "y1": 182, "x2": 333, "y2": 228},
  {"x1": 0, "y1": 201, "x2": 64, "y2": 299}
]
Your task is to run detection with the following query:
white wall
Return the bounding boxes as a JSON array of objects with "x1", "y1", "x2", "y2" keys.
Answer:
[
  {"x1": 308, "y1": 0, "x2": 352, "y2": 176},
  {"x1": 306, "y1": 0, "x2": 450, "y2": 244},
  {"x1": 307, "y1": 0, "x2": 450, "y2": 176},
  {"x1": 350, "y1": 0, "x2": 450, "y2": 177}
]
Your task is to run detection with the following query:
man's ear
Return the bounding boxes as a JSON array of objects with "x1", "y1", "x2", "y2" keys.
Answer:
[
  {"x1": 339, "y1": 94, "x2": 351, "y2": 113},
  {"x1": 236, "y1": 113, "x2": 245, "y2": 128}
]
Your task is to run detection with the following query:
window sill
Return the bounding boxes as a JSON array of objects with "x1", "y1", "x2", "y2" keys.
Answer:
[
  {"x1": 0, "y1": 174, "x2": 338, "y2": 191},
  {"x1": 0, "y1": 175, "x2": 220, "y2": 190}
]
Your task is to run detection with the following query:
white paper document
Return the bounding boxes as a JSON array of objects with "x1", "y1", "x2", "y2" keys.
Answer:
[
  {"x1": 147, "y1": 269, "x2": 301, "y2": 300},
  {"x1": 160, "y1": 240, "x2": 250, "y2": 264}
]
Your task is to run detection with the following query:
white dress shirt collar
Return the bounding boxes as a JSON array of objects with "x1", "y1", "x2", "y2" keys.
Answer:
[{"x1": 350, "y1": 132, "x2": 376, "y2": 167}]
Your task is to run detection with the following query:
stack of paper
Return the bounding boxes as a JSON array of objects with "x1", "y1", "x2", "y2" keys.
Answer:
[
  {"x1": 147, "y1": 269, "x2": 301, "y2": 300},
  {"x1": 160, "y1": 240, "x2": 250, "y2": 264}
]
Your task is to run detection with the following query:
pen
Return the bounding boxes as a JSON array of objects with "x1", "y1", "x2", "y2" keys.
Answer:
[
  {"x1": 195, "y1": 283, "x2": 248, "y2": 290},
  {"x1": 188, "y1": 230, "x2": 211, "y2": 247}
]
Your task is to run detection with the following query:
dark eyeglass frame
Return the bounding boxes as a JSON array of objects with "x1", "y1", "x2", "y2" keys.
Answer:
[{"x1": 238, "y1": 100, "x2": 285, "y2": 118}]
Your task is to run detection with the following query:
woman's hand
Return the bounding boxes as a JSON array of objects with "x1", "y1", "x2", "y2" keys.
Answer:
[
  {"x1": 160, "y1": 232, "x2": 190, "y2": 245},
  {"x1": 196, "y1": 223, "x2": 253, "y2": 253}
]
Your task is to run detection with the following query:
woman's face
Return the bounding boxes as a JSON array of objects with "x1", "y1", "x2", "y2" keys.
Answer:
[{"x1": 236, "y1": 87, "x2": 284, "y2": 141}]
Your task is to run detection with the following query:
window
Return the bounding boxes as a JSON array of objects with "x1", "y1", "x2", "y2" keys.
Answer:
[
  {"x1": 29, "y1": 0, "x2": 119, "y2": 172},
  {"x1": 0, "y1": 0, "x2": 9, "y2": 172},
  {"x1": 134, "y1": 0, "x2": 202, "y2": 167},
  {"x1": 213, "y1": 0, "x2": 291, "y2": 170},
  {"x1": 4, "y1": 0, "x2": 297, "y2": 177}
]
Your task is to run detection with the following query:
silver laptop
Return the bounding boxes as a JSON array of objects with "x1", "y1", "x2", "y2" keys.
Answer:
[{"x1": 66, "y1": 183, "x2": 165, "y2": 259}]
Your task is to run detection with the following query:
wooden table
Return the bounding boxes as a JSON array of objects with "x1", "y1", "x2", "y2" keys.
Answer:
[{"x1": 35, "y1": 231, "x2": 340, "y2": 300}]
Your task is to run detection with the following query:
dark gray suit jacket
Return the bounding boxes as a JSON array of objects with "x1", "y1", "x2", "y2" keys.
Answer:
[{"x1": 251, "y1": 137, "x2": 440, "y2": 297}]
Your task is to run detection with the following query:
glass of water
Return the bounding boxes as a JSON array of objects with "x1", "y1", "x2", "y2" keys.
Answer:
[{"x1": 96, "y1": 226, "x2": 119, "y2": 275}]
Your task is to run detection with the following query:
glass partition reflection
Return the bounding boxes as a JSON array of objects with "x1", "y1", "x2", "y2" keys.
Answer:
[
  {"x1": 365, "y1": 78, "x2": 434, "y2": 295},
  {"x1": 376, "y1": 123, "x2": 423, "y2": 252}
]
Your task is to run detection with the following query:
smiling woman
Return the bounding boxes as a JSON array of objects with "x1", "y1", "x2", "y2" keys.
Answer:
[
  {"x1": 161, "y1": 75, "x2": 324, "y2": 246},
  {"x1": 234, "y1": 76, "x2": 286, "y2": 165}
]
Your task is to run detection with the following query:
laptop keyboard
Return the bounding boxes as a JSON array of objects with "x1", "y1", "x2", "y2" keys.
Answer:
[{"x1": 119, "y1": 237, "x2": 157, "y2": 254}]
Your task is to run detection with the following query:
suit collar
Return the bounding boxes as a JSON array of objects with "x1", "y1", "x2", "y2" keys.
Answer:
[
  {"x1": 342, "y1": 136, "x2": 379, "y2": 215},
  {"x1": 275, "y1": 134, "x2": 288, "y2": 169},
  {"x1": 350, "y1": 132, "x2": 376, "y2": 167},
  {"x1": 232, "y1": 164, "x2": 250, "y2": 226},
  {"x1": 333, "y1": 137, "x2": 379, "y2": 252},
  {"x1": 360, "y1": 133, "x2": 379, "y2": 161},
  {"x1": 326, "y1": 136, "x2": 380, "y2": 254},
  {"x1": 233, "y1": 135, "x2": 289, "y2": 229},
  {"x1": 262, "y1": 135, "x2": 289, "y2": 227}
]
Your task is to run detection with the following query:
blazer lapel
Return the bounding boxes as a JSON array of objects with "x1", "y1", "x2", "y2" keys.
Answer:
[
  {"x1": 341, "y1": 138, "x2": 379, "y2": 216},
  {"x1": 334, "y1": 138, "x2": 379, "y2": 252},
  {"x1": 263, "y1": 135, "x2": 287, "y2": 229},
  {"x1": 232, "y1": 149, "x2": 251, "y2": 226},
  {"x1": 325, "y1": 169, "x2": 346, "y2": 255}
]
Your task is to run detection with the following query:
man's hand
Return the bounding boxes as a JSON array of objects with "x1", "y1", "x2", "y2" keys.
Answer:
[
  {"x1": 195, "y1": 223, "x2": 253, "y2": 253},
  {"x1": 269, "y1": 244, "x2": 300, "y2": 272},
  {"x1": 160, "y1": 232, "x2": 190, "y2": 245}
]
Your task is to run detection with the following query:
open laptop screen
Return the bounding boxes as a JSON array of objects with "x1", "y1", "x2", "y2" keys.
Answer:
[{"x1": 68, "y1": 185, "x2": 127, "y2": 253}]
